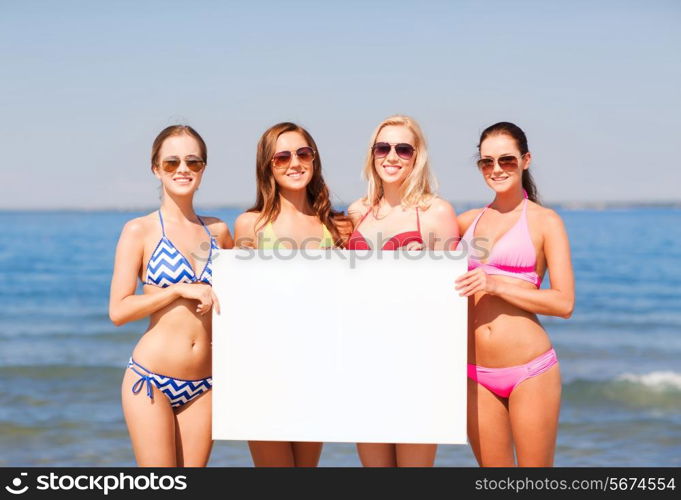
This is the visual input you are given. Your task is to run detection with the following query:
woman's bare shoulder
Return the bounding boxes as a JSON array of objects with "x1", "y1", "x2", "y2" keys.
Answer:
[
  {"x1": 347, "y1": 198, "x2": 370, "y2": 223},
  {"x1": 200, "y1": 215, "x2": 230, "y2": 232},
  {"x1": 528, "y1": 202, "x2": 563, "y2": 224},
  {"x1": 234, "y1": 211, "x2": 260, "y2": 227},
  {"x1": 347, "y1": 198, "x2": 370, "y2": 216},
  {"x1": 422, "y1": 197, "x2": 456, "y2": 216},
  {"x1": 234, "y1": 211, "x2": 263, "y2": 240},
  {"x1": 120, "y1": 212, "x2": 157, "y2": 237},
  {"x1": 456, "y1": 208, "x2": 484, "y2": 234}
]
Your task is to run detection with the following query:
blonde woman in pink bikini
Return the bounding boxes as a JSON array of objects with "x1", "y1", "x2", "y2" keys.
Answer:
[{"x1": 456, "y1": 122, "x2": 574, "y2": 466}]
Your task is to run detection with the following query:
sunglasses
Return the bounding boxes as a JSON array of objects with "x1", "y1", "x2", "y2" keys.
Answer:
[
  {"x1": 271, "y1": 147, "x2": 316, "y2": 169},
  {"x1": 476, "y1": 154, "x2": 524, "y2": 170},
  {"x1": 372, "y1": 142, "x2": 416, "y2": 160},
  {"x1": 160, "y1": 156, "x2": 206, "y2": 173}
]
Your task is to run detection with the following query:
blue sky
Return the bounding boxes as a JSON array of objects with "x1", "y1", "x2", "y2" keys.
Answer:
[{"x1": 1, "y1": 0, "x2": 679, "y2": 209}]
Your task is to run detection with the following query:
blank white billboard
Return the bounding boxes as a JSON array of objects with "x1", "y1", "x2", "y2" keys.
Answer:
[{"x1": 212, "y1": 249, "x2": 468, "y2": 444}]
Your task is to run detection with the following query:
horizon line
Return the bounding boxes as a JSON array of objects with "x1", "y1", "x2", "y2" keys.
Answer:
[{"x1": 1, "y1": 200, "x2": 681, "y2": 213}]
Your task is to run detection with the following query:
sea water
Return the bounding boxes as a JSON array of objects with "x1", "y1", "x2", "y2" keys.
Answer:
[{"x1": 0, "y1": 208, "x2": 679, "y2": 466}]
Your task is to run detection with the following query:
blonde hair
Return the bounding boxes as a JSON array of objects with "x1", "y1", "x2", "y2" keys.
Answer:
[{"x1": 361, "y1": 115, "x2": 437, "y2": 209}]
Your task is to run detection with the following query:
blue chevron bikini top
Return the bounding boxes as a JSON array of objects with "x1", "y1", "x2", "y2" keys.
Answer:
[{"x1": 144, "y1": 210, "x2": 218, "y2": 288}]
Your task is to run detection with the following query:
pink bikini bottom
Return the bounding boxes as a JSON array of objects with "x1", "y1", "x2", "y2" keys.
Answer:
[{"x1": 467, "y1": 348, "x2": 558, "y2": 398}]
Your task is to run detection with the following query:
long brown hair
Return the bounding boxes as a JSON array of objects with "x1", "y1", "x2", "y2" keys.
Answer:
[
  {"x1": 247, "y1": 122, "x2": 346, "y2": 247},
  {"x1": 478, "y1": 121, "x2": 540, "y2": 204}
]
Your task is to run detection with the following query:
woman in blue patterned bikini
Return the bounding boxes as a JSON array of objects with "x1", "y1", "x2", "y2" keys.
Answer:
[{"x1": 109, "y1": 125, "x2": 233, "y2": 466}]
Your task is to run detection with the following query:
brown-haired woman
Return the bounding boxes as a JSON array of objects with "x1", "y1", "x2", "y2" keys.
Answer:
[
  {"x1": 234, "y1": 122, "x2": 349, "y2": 466},
  {"x1": 109, "y1": 125, "x2": 234, "y2": 466},
  {"x1": 456, "y1": 122, "x2": 574, "y2": 466}
]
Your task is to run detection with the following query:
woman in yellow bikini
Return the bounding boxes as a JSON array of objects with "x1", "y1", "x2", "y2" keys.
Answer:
[{"x1": 233, "y1": 121, "x2": 349, "y2": 466}]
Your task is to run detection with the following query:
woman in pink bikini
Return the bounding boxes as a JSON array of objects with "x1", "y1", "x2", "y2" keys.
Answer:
[
  {"x1": 348, "y1": 114, "x2": 459, "y2": 466},
  {"x1": 456, "y1": 122, "x2": 574, "y2": 466}
]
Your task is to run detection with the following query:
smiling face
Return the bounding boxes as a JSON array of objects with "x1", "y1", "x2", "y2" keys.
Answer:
[
  {"x1": 271, "y1": 131, "x2": 314, "y2": 192},
  {"x1": 152, "y1": 133, "x2": 205, "y2": 196},
  {"x1": 478, "y1": 133, "x2": 531, "y2": 196},
  {"x1": 372, "y1": 125, "x2": 417, "y2": 187}
]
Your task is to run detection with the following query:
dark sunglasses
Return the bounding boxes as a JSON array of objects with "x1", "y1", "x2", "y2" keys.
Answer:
[
  {"x1": 160, "y1": 156, "x2": 206, "y2": 173},
  {"x1": 372, "y1": 142, "x2": 416, "y2": 160},
  {"x1": 477, "y1": 154, "x2": 524, "y2": 170},
  {"x1": 271, "y1": 147, "x2": 315, "y2": 169}
]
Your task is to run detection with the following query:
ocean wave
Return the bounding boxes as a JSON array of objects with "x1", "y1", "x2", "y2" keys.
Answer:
[
  {"x1": 616, "y1": 371, "x2": 681, "y2": 390},
  {"x1": 564, "y1": 371, "x2": 681, "y2": 411}
]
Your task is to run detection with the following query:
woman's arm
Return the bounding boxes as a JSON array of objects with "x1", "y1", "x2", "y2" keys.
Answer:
[
  {"x1": 233, "y1": 212, "x2": 258, "y2": 248},
  {"x1": 455, "y1": 210, "x2": 575, "y2": 318},
  {"x1": 204, "y1": 217, "x2": 235, "y2": 250},
  {"x1": 108, "y1": 220, "x2": 216, "y2": 326},
  {"x1": 109, "y1": 219, "x2": 178, "y2": 325},
  {"x1": 424, "y1": 198, "x2": 459, "y2": 250}
]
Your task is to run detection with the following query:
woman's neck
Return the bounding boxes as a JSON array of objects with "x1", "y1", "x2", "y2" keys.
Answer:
[
  {"x1": 278, "y1": 188, "x2": 311, "y2": 215},
  {"x1": 491, "y1": 188, "x2": 525, "y2": 213},
  {"x1": 379, "y1": 182, "x2": 403, "y2": 210},
  {"x1": 160, "y1": 193, "x2": 197, "y2": 222}
]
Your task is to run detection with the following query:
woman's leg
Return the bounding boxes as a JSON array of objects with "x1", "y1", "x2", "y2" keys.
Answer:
[
  {"x1": 508, "y1": 363, "x2": 561, "y2": 467},
  {"x1": 467, "y1": 377, "x2": 515, "y2": 466},
  {"x1": 121, "y1": 368, "x2": 177, "y2": 466},
  {"x1": 248, "y1": 441, "x2": 295, "y2": 467},
  {"x1": 395, "y1": 444, "x2": 437, "y2": 467},
  {"x1": 174, "y1": 389, "x2": 213, "y2": 467},
  {"x1": 248, "y1": 441, "x2": 322, "y2": 467},
  {"x1": 356, "y1": 443, "x2": 397, "y2": 467},
  {"x1": 291, "y1": 442, "x2": 323, "y2": 467}
]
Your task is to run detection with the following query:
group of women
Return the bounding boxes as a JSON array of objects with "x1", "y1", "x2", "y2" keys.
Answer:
[{"x1": 109, "y1": 115, "x2": 574, "y2": 468}]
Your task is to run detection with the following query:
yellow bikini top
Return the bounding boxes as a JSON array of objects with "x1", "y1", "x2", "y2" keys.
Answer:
[{"x1": 258, "y1": 222, "x2": 335, "y2": 249}]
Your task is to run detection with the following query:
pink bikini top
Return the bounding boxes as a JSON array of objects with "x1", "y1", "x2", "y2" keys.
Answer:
[{"x1": 460, "y1": 192, "x2": 542, "y2": 287}]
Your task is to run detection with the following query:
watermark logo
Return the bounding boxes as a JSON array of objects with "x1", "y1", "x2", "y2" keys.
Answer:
[
  {"x1": 5, "y1": 473, "x2": 29, "y2": 495},
  {"x1": 3, "y1": 472, "x2": 188, "y2": 496},
  {"x1": 191, "y1": 232, "x2": 489, "y2": 270}
]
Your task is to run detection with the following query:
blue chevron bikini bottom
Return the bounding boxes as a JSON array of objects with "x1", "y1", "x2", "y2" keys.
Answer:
[{"x1": 127, "y1": 358, "x2": 212, "y2": 408}]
